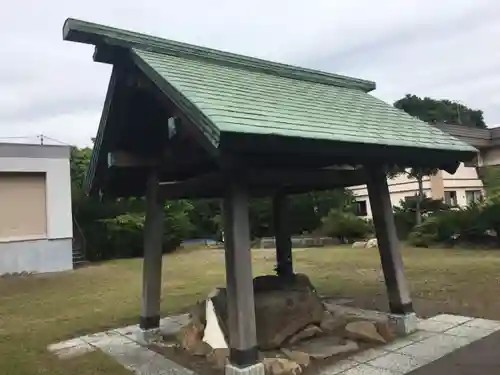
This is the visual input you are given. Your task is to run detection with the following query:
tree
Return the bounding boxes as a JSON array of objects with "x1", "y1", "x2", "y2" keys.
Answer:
[
  {"x1": 388, "y1": 167, "x2": 438, "y2": 225},
  {"x1": 394, "y1": 94, "x2": 486, "y2": 128},
  {"x1": 321, "y1": 209, "x2": 372, "y2": 243},
  {"x1": 207, "y1": 189, "x2": 356, "y2": 241},
  {"x1": 70, "y1": 146, "x2": 194, "y2": 260},
  {"x1": 481, "y1": 166, "x2": 500, "y2": 201},
  {"x1": 391, "y1": 94, "x2": 485, "y2": 225}
]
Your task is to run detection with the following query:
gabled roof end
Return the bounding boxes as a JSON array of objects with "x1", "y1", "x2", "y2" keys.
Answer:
[{"x1": 62, "y1": 18, "x2": 377, "y2": 92}]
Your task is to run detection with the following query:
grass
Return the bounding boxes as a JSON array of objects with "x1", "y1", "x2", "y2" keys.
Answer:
[{"x1": 1, "y1": 246, "x2": 500, "y2": 374}]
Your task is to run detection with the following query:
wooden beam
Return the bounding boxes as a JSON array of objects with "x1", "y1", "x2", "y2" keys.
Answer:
[
  {"x1": 273, "y1": 192, "x2": 293, "y2": 278},
  {"x1": 130, "y1": 53, "x2": 221, "y2": 161},
  {"x1": 222, "y1": 178, "x2": 260, "y2": 369},
  {"x1": 84, "y1": 65, "x2": 121, "y2": 195},
  {"x1": 367, "y1": 166, "x2": 413, "y2": 315},
  {"x1": 159, "y1": 168, "x2": 367, "y2": 200},
  {"x1": 92, "y1": 45, "x2": 127, "y2": 64},
  {"x1": 140, "y1": 171, "x2": 165, "y2": 330},
  {"x1": 107, "y1": 151, "x2": 159, "y2": 168}
]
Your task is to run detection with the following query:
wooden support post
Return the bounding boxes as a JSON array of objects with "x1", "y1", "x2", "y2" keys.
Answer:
[
  {"x1": 140, "y1": 171, "x2": 164, "y2": 330},
  {"x1": 273, "y1": 192, "x2": 293, "y2": 278},
  {"x1": 222, "y1": 178, "x2": 262, "y2": 373},
  {"x1": 367, "y1": 167, "x2": 413, "y2": 315}
]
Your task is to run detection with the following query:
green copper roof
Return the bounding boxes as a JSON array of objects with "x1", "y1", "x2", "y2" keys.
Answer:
[
  {"x1": 131, "y1": 48, "x2": 477, "y2": 152},
  {"x1": 63, "y1": 18, "x2": 477, "y2": 155}
]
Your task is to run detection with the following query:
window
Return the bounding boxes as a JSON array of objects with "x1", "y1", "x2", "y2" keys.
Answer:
[
  {"x1": 354, "y1": 201, "x2": 368, "y2": 216},
  {"x1": 444, "y1": 191, "x2": 457, "y2": 206},
  {"x1": 0, "y1": 173, "x2": 47, "y2": 240},
  {"x1": 465, "y1": 190, "x2": 482, "y2": 205}
]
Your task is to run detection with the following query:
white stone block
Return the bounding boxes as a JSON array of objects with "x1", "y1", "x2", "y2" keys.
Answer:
[
  {"x1": 417, "y1": 319, "x2": 457, "y2": 333},
  {"x1": 445, "y1": 325, "x2": 495, "y2": 339},
  {"x1": 54, "y1": 343, "x2": 94, "y2": 360},
  {"x1": 225, "y1": 363, "x2": 265, "y2": 375},
  {"x1": 396, "y1": 334, "x2": 470, "y2": 359},
  {"x1": 426, "y1": 314, "x2": 474, "y2": 325},
  {"x1": 47, "y1": 337, "x2": 89, "y2": 352},
  {"x1": 349, "y1": 347, "x2": 390, "y2": 363},
  {"x1": 341, "y1": 363, "x2": 403, "y2": 375},
  {"x1": 317, "y1": 359, "x2": 358, "y2": 374},
  {"x1": 381, "y1": 330, "x2": 434, "y2": 351},
  {"x1": 464, "y1": 318, "x2": 500, "y2": 330},
  {"x1": 368, "y1": 352, "x2": 429, "y2": 373},
  {"x1": 389, "y1": 312, "x2": 418, "y2": 335}
]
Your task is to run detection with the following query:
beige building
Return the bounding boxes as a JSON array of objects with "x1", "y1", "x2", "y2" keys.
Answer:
[
  {"x1": 0, "y1": 143, "x2": 73, "y2": 274},
  {"x1": 350, "y1": 124, "x2": 500, "y2": 217}
]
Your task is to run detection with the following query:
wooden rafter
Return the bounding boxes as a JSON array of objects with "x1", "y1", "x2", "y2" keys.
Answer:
[{"x1": 159, "y1": 168, "x2": 367, "y2": 199}]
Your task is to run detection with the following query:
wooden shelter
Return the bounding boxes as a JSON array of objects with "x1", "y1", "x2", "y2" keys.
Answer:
[{"x1": 63, "y1": 18, "x2": 477, "y2": 374}]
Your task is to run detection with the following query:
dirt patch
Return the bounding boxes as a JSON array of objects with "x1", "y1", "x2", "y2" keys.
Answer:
[
  {"x1": 152, "y1": 314, "x2": 390, "y2": 375},
  {"x1": 149, "y1": 344, "x2": 222, "y2": 375},
  {"x1": 149, "y1": 340, "x2": 384, "y2": 375}
]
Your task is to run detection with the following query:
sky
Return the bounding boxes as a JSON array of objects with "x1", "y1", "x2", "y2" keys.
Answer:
[{"x1": 0, "y1": 0, "x2": 499, "y2": 146}]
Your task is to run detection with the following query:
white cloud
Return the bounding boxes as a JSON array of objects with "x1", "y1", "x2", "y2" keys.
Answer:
[{"x1": 0, "y1": 0, "x2": 499, "y2": 146}]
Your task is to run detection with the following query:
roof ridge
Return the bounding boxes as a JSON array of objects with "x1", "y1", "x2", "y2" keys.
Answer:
[{"x1": 63, "y1": 18, "x2": 376, "y2": 92}]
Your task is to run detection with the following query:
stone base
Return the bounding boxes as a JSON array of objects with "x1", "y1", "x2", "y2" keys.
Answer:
[
  {"x1": 388, "y1": 312, "x2": 418, "y2": 335},
  {"x1": 225, "y1": 362, "x2": 265, "y2": 375},
  {"x1": 134, "y1": 327, "x2": 161, "y2": 345}
]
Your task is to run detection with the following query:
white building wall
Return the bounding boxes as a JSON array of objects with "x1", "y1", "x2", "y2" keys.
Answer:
[
  {"x1": 0, "y1": 145, "x2": 73, "y2": 274},
  {"x1": 349, "y1": 163, "x2": 486, "y2": 218},
  {"x1": 442, "y1": 163, "x2": 484, "y2": 207},
  {"x1": 349, "y1": 171, "x2": 431, "y2": 218}
]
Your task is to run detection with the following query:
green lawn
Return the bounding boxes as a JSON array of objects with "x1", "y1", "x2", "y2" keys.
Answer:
[{"x1": 1, "y1": 246, "x2": 500, "y2": 375}]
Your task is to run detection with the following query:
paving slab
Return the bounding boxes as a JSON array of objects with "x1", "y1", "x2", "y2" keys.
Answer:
[
  {"x1": 407, "y1": 330, "x2": 500, "y2": 375},
  {"x1": 46, "y1": 313, "x2": 500, "y2": 375}
]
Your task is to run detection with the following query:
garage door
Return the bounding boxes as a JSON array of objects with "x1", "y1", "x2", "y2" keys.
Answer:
[{"x1": 0, "y1": 172, "x2": 47, "y2": 240}]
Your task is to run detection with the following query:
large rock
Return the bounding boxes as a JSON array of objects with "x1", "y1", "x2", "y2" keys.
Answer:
[
  {"x1": 188, "y1": 300, "x2": 206, "y2": 328},
  {"x1": 263, "y1": 358, "x2": 303, "y2": 375},
  {"x1": 211, "y1": 274, "x2": 325, "y2": 350},
  {"x1": 281, "y1": 349, "x2": 310, "y2": 368},
  {"x1": 319, "y1": 311, "x2": 346, "y2": 333},
  {"x1": 288, "y1": 325, "x2": 322, "y2": 345},
  {"x1": 176, "y1": 322, "x2": 204, "y2": 353},
  {"x1": 375, "y1": 321, "x2": 394, "y2": 342},
  {"x1": 191, "y1": 341, "x2": 212, "y2": 356},
  {"x1": 352, "y1": 241, "x2": 367, "y2": 248},
  {"x1": 345, "y1": 321, "x2": 386, "y2": 344},
  {"x1": 207, "y1": 348, "x2": 229, "y2": 370},
  {"x1": 253, "y1": 274, "x2": 316, "y2": 293}
]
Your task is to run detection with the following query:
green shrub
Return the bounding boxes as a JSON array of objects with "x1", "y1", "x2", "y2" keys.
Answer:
[
  {"x1": 394, "y1": 198, "x2": 450, "y2": 239},
  {"x1": 407, "y1": 216, "x2": 439, "y2": 247},
  {"x1": 76, "y1": 197, "x2": 194, "y2": 262},
  {"x1": 481, "y1": 198, "x2": 500, "y2": 243},
  {"x1": 407, "y1": 231, "x2": 435, "y2": 247},
  {"x1": 321, "y1": 209, "x2": 373, "y2": 242},
  {"x1": 407, "y1": 201, "x2": 500, "y2": 248}
]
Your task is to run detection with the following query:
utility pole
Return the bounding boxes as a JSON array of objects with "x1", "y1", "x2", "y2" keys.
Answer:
[
  {"x1": 456, "y1": 102, "x2": 462, "y2": 125},
  {"x1": 38, "y1": 134, "x2": 44, "y2": 145}
]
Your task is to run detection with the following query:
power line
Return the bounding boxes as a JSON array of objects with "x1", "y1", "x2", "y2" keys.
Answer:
[
  {"x1": 0, "y1": 134, "x2": 74, "y2": 146},
  {"x1": 38, "y1": 134, "x2": 73, "y2": 146},
  {"x1": 0, "y1": 135, "x2": 39, "y2": 140}
]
